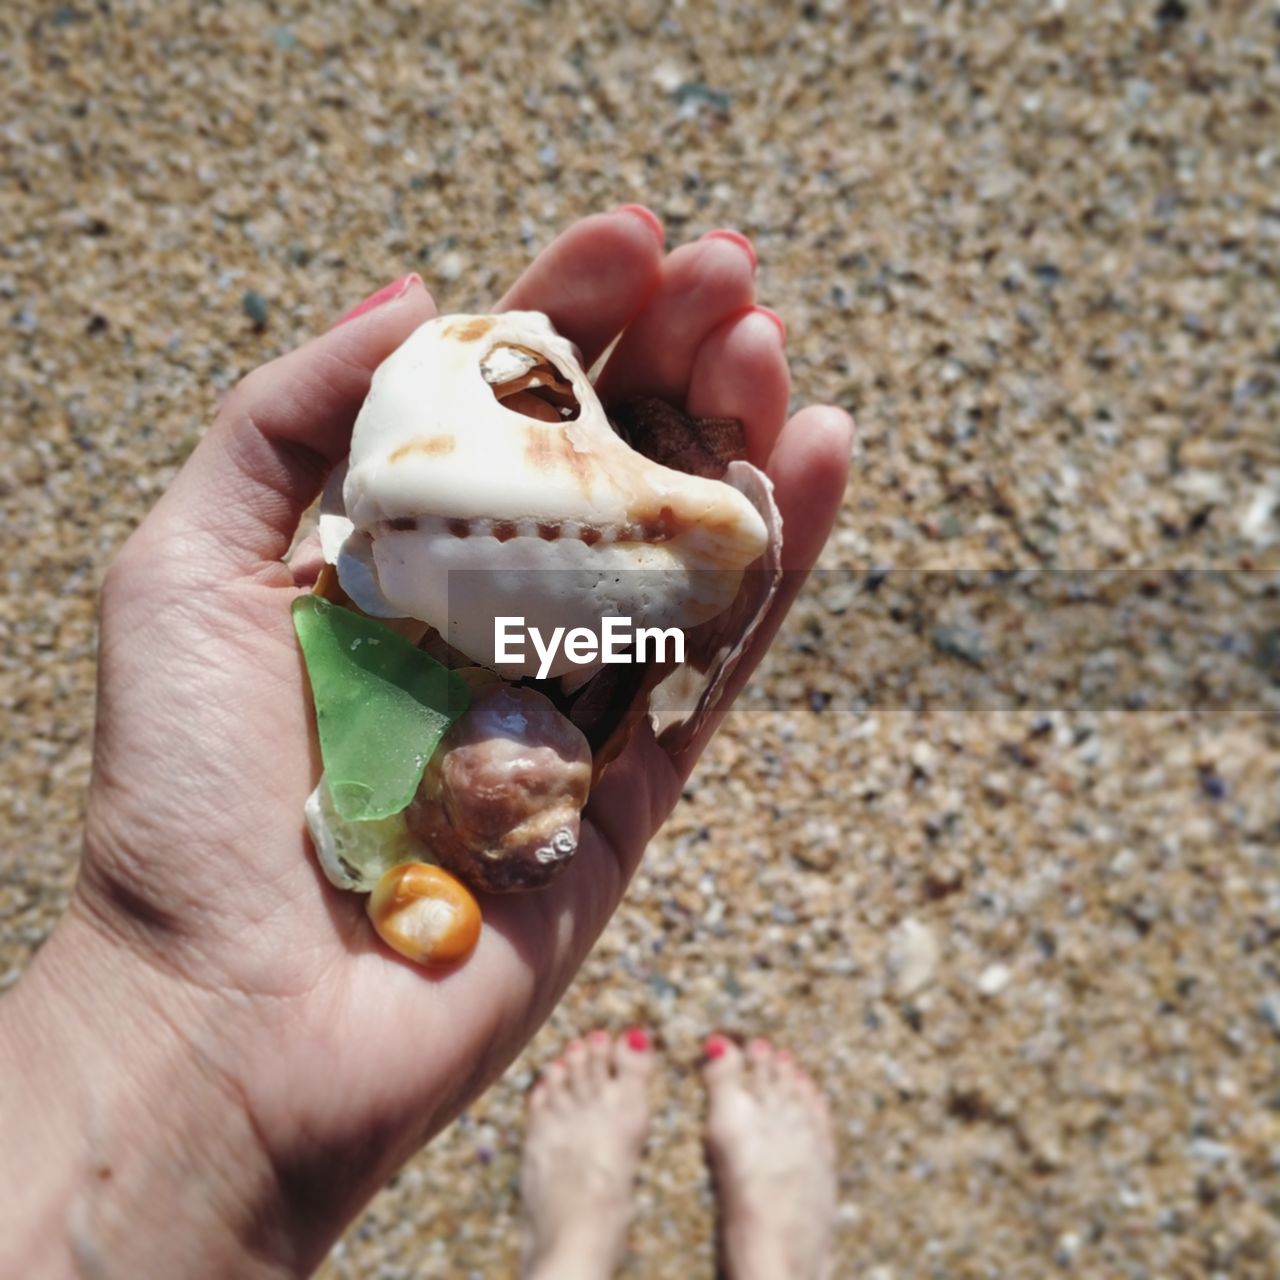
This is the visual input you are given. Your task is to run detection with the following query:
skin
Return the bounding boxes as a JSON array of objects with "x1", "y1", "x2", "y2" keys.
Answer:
[
  {"x1": 517, "y1": 1033, "x2": 837, "y2": 1280},
  {"x1": 0, "y1": 208, "x2": 852, "y2": 1278}
]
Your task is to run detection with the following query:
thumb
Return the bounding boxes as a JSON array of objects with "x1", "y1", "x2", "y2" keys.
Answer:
[{"x1": 137, "y1": 274, "x2": 436, "y2": 581}]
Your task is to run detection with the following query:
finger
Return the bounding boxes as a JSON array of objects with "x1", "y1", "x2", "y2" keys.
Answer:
[
  {"x1": 495, "y1": 207, "x2": 666, "y2": 367},
  {"x1": 684, "y1": 306, "x2": 791, "y2": 464},
  {"x1": 285, "y1": 528, "x2": 325, "y2": 588},
  {"x1": 577, "y1": 405, "x2": 851, "y2": 873},
  {"x1": 594, "y1": 231, "x2": 758, "y2": 407},
  {"x1": 139, "y1": 275, "x2": 437, "y2": 580},
  {"x1": 767, "y1": 405, "x2": 855, "y2": 574},
  {"x1": 669, "y1": 405, "x2": 854, "y2": 774}
]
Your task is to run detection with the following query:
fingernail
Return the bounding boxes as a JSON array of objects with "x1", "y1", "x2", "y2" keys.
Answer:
[
  {"x1": 703, "y1": 1034, "x2": 729, "y2": 1061},
  {"x1": 588, "y1": 1029, "x2": 610, "y2": 1046},
  {"x1": 615, "y1": 203, "x2": 665, "y2": 245},
  {"x1": 752, "y1": 305, "x2": 786, "y2": 343},
  {"x1": 701, "y1": 228, "x2": 757, "y2": 271},
  {"x1": 626, "y1": 1027, "x2": 650, "y2": 1052},
  {"x1": 334, "y1": 273, "x2": 421, "y2": 327}
]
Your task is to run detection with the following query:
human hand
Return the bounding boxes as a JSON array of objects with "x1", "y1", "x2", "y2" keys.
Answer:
[{"x1": 0, "y1": 208, "x2": 851, "y2": 1276}]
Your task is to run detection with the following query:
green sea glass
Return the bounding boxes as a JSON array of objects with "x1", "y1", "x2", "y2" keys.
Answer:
[{"x1": 292, "y1": 596, "x2": 470, "y2": 822}]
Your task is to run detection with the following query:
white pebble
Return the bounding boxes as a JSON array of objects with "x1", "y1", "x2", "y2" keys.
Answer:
[
  {"x1": 887, "y1": 917, "x2": 939, "y2": 997},
  {"x1": 977, "y1": 962, "x2": 1012, "y2": 997}
]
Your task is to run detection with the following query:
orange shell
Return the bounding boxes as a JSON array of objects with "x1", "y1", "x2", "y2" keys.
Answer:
[{"x1": 366, "y1": 862, "x2": 481, "y2": 967}]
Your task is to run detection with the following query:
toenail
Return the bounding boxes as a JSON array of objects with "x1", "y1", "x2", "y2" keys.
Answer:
[
  {"x1": 747, "y1": 1037, "x2": 771, "y2": 1054},
  {"x1": 701, "y1": 228, "x2": 758, "y2": 270},
  {"x1": 703, "y1": 1034, "x2": 730, "y2": 1061},
  {"x1": 777, "y1": 1049, "x2": 794, "y2": 1064},
  {"x1": 588, "y1": 1029, "x2": 610, "y2": 1046},
  {"x1": 626, "y1": 1028, "x2": 650, "y2": 1052},
  {"x1": 615, "y1": 203, "x2": 665, "y2": 245},
  {"x1": 752, "y1": 305, "x2": 787, "y2": 343}
]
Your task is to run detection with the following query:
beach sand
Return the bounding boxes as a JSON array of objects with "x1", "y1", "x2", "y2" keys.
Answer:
[{"x1": 2, "y1": 2, "x2": 1278, "y2": 1274}]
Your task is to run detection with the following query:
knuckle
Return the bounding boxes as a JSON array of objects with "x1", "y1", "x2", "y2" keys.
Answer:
[{"x1": 223, "y1": 367, "x2": 263, "y2": 421}]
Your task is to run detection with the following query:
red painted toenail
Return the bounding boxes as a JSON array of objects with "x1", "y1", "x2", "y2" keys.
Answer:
[
  {"x1": 704, "y1": 1034, "x2": 730, "y2": 1061},
  {"x1": 747, "y1": 1037, "x2": 770, "y2": 1054},
  {"x1": 626, "y1": 1028, "x2": 650, "y2": 1052},
  {"x1": 588, "y1": 1029, "x2": 610, "y2": 1046},
  {"x1": 777, "y1": 1049, "x2": 794, "y2": 1064},
  {"x1": 752, "y1": 305, "x2": 787, "y2": 343},
  {"x1": 615, "y1": 204, "x2": 665, "y2": 245},
  {"x1": 701, "y1": 228, "x2": 758, "y2": 270}
]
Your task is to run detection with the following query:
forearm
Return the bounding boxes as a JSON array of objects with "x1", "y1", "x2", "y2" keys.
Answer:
[{"x1": 0, "y1": 903, "x2": 292, "y2": 1279}]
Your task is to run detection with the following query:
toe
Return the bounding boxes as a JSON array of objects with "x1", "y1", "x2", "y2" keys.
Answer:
[
  {"x1": 776, "y1": 1049, "x2": 805, "y2": 1091},
  {"x1": 596, "y1": 233, "x2": 758, "y2": 406},
  {"x1": 564, "y1": 1039, "x2": 595, "y2": 1104},
  {"x1": 807, "y1": 1083, "x2": 836, "y2": 1154},
  {"x1": 614, "y1": 1028, "x2": 654, "y2": 1081},
  {"x1": 702, "y1": 1034, "x2": 744, "y2": 1095},
  {"x1": 746, "y1": 1037, "x2": 776, "y2": 1093},
  {"x1": 540, "y1": 1057, "x2": 571, "y2": 1113},
  {"x1": 685, "y1": 306, "x2": 791, "y2": 466},
  {"x1": 586, "y1": 1029, "x2": 613, "y2": 1091},
  {"x1": 528, "y1": 1077, "x2": 550, "y2": 1119}
]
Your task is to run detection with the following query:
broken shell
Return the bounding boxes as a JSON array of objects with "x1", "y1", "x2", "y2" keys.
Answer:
[
  {"x1": 330, "y1": 311, "x2": 770, "y2": 678},
  {"x1": 367, "y1": 862, "x2": 481, "y2": 967},
  {"x1": 405, "y1": 684, "x2": 592, "y2": 893},
  {"x1": 304, "y1": 777, "x2": 422, "y2": 892}
]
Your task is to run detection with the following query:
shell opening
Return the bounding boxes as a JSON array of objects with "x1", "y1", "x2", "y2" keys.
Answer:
[{"x1": 481, "y1": 343, "x2": 580, "y2": 423}]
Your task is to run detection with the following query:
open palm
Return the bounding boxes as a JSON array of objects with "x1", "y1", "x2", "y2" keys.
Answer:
[{"x1": 74, "y1": 209, "x2": 851, "y2": 1268}]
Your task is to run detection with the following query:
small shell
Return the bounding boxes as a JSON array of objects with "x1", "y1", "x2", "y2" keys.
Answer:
[
  {"x1": 304, "y1": 777, "x2": 422, "y2": 892},
  {"x1": 367, "y1": 862, "x2": 481, "y2": 967},
  {"x1": 405, "y1": 684, "x2": 592, "y2": 893}
]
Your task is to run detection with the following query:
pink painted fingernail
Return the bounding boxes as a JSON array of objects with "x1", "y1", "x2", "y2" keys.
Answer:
[
  {"x1": 626, "y1": 1027, "x2": 650, "y2": 1052},
  {"x1": 615, "y1": 203, "x2": 665, "y2": 245},
  {"x1": 701, "y1": 228, "x2": 757, "y2": 271},
  {"x1": 703, "y1": 1034, "x2": 730, "y2": 1061},
  {"x1": 334, "y1": 273, "x2": 422, "y2": 327},
  {"x1": 753, "y1": 305, "x2": 786, "y2": 343},
  {"x1": 588, "y1": 1029, "x2": 610, "y2": 1046}
]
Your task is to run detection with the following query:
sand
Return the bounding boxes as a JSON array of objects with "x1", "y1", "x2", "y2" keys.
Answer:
[{"x1": 2, "y1": 1, "x2": 1278, "y2": 1275}]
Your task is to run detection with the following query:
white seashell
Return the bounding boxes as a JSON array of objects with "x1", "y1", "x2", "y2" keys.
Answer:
[
  {"x1": 317, "y1": 459, "x2": 354, "y2": 565},
  {"x1": 304, "y1": 775, "x2": 425, "y2": 891},
  {"x1": 329, "y1": 311, "x2": 770, "y2": 678}
]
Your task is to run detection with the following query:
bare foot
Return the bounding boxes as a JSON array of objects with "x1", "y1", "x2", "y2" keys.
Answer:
[
  {"x1": 703, "y1": 1036, "x2": 837, "y2": 1280},
  {"x1": 520, "y1": 1029, "x2": 653, "y2": 1280}
]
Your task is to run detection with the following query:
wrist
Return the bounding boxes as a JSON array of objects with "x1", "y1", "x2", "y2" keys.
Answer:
[{"x1": 0, "y1": 897, "x2": 292, "y2": 1279}]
